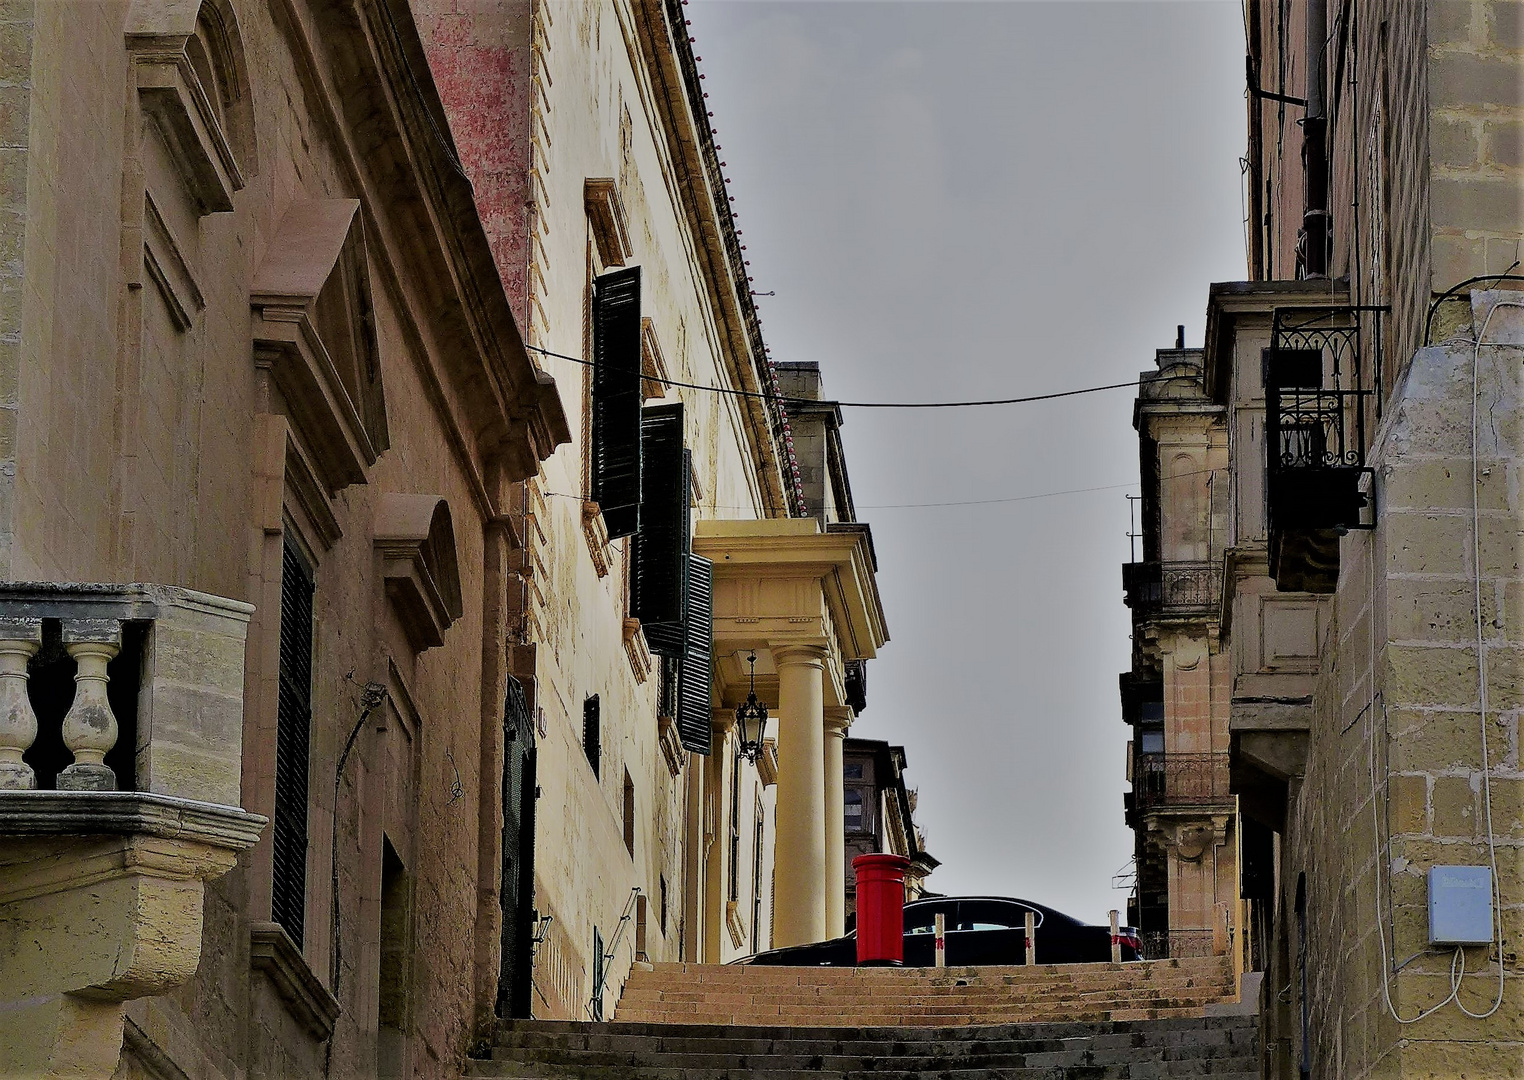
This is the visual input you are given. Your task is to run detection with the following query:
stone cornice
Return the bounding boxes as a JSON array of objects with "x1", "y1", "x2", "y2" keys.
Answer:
[
  {"x1": 268, "y1": 0, "x2": 569, "y2": 524},
  {"x1": 1203, "y1": 279, "x2": 1350, "y2": 404},
  {"x1": 0, "y1": 791, "x2": 266, "y2": 851},
  {"x1": 694, "y1": 520, "x2": 887, "y2": 661},
  {"x1": 249, "y1": 922, "x2": 340, "y2": 1040},
  {"x1": 623, "y1": 0, "x2": 791, "y2": 518}
]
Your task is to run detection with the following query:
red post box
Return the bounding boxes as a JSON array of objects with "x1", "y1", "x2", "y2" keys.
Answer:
[{"x1": 853, "y1": 853, "x2": 911, "y2": 966}]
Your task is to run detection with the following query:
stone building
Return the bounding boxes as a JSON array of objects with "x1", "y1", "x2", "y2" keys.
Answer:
[
  {"x1": 1137, "y1": 2, "x2": 1524, "y2": 1076},
  {"x1": 1120, "y1": 337, "x2": 1242, "y2": 965},
  {"x1": 841, "y1": 737, "x2": 936, "y2": 922},
  {"x1": 0, "y1": 0, "x2": 886, "y2": 1076},
  {"x1": 413, "y1": 0, "x2": 887, "y2": 1022}
]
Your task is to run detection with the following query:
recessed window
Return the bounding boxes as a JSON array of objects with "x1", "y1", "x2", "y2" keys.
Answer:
[
  {"x1": 583, "y1": 695, "x2": 601, "y2": 779},
  {"x1": 623, "y1": 768, "x2": 636, "y2": 857}
]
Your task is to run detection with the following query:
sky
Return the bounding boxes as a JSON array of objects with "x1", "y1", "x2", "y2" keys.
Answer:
[{"x1": 687, "y1": 0, "x2": 1248, "y2": 922}]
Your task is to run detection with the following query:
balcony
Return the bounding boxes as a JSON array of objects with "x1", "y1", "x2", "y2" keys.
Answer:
[
  {"x1": 0, "y1": 583, "x2": 264, "y2": 1070},
  {"x1": 1132, "y1": 752, "x2": 1232, "y2": 812},
  {"x1": 1122, "y1": 561, "x2": 1222, "y2": 619},
  {"x1": 1266, "y1": 307, "x2": 1381, "y2": 592}
]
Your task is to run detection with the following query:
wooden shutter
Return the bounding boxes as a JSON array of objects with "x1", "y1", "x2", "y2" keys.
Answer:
[
  {"x1": 632, "y1": 404, "x2": 689, "y2": 647},
  {"x1": 675, "y1": 553, "x2": 713, "y2": 755},
  {"x1": 274, "y1": 536, "x2": 314, "y2": 947},
  {"x1": 591, "y1": 267, "x2": 643, "y2": 538}
]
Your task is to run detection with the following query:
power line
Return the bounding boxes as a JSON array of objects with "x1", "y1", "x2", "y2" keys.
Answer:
[{"x1": 525, "y1": 343, "x2": 1146, "y2": 410}]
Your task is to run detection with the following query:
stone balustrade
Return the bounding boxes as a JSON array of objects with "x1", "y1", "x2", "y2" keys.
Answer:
[
  {"x1": 0, "y1": 583, "x2": 265, "y2": 1077},
  {"x1": 0, "y1": 582, "x2": 251, "y2": 805}
]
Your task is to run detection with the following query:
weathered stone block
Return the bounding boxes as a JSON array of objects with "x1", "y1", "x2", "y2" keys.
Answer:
[
  {"x1": 1389, "y1": 710, "x2": 1487, "y2": 771},
  {"x1": 1431, "y1": 0, "x2": 1479, "y2": 45},
  {"x1": 1431, "y1": 51, "x2": 1524, "y2": 110},
  {"x1": 1387, "y1": 579, "x2": 1498, "y2": 641},
  {"x1": 1432, "y1": 774, "x2": 1480, "y2": 836},
  {"x1": 1485, "y1": 120, "x2": 1524, "y2": 167},
  {"x1": 1387, "y1": 643, "x2": 1480, "y2": 708},
  {"x1": 1433, "y1": 117, "x2": 1482, "y2": 169},
  {"x1": 1387, "y1": 512, "x2": 1475, "y2": 575},
  {"x1": 1390, "y1": 772, "x2": 1430, "y2": 834},
  {"x1": 1432, "y1": 175, "x2": 1524, "y2": 234},
  {"x1": 1487, "y1": 0, "x2": 1524, "y2": 46}
]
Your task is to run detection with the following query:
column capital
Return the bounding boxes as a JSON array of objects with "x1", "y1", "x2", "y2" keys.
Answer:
[
  {"x1": 823, "y1": 710, "x2": 851, "y2": 738},
  {"x1": 771, "y1": 643, "x2": 829, "y2": 668}
]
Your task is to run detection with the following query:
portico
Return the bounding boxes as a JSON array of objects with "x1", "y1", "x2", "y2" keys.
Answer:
[{"x1": 694, "y1": 520, "x2": 887, "y2": 949}]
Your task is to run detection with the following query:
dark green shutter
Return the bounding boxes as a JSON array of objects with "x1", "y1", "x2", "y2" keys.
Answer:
[
  {"x1": 274, "y1": 536, "x2": 313, "y2": 948},
  {"x1": 675, "y1": 553, "x2": 713, "y2": 755},
  {"x1": 591, "y1": 267, "x2": 643, "y2": 538},
  {"x1": 632, "y1": 405, "x2": 689, "y2": 649}
]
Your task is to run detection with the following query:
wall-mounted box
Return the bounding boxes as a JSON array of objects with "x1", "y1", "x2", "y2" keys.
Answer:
[{"x1": 1428, "y1": 866, "x2": 1494, "y2": 946}]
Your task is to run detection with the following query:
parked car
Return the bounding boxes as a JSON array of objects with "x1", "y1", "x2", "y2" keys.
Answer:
[{"x1": 736, "y1": 896, "x2": 1141, "y2": 966}]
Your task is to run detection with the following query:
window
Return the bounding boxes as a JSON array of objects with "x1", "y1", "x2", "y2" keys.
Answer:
[
  {"x1": 623, "y1": 768, "x2": 636, "y2": 857},
  {"x1": 844, "y1": 789, "x2": 865, "y2": 832},
  {"x1": 1140, "y1": 728, "x2": 1165, "y2": 754},
  {"x1": 727, "y1": 755, "x2": 741, "y2": 903},
  {"x1": 751, "y1": 795, "x2": 766, "y2": 948},
  {"x1": 274, "y1": 533, "x2": 314, "y2": 947},
  {"x1": 590, "y1": 268, "x2": 643, "y2": 538},
  {"x1": 583, "y1": 695, "x2": 601, "y2": 778},
  {"x1": 659, "y1": 874, "x2": 668, "y2": 934}
]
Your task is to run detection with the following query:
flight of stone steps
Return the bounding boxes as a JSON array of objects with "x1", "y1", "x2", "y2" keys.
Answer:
[
  {"x1": 467, "y1": 958, "x2": 1260, "y2": 1078},
  {"x1": 617, "y1": 956, "x2": 1238, "y2": 1026}
]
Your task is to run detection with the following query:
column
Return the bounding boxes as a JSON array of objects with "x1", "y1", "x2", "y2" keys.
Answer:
[
  {"x1": 701, "y1": 718, "x2": 732, "y2": 963},
  {"x1": 771, "y1": 644, "x2": 827, "y2": 948},
  {"x1": 822, "y1": 711, "x2": 850, "y2": 939}
]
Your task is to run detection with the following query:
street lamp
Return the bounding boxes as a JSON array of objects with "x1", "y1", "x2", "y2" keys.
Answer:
[{"x1": 735, "y1": 650, "x2": 768, "y2": 763}]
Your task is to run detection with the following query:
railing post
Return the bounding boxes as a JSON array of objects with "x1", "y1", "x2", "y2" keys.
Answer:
[
  {"x1": 933, "y1": 912, "x2": 945, "y2": 968},
  {"x1": 1024, "y1": 911, "x2": 1036, "y2": 965},
  {"x1": 1110, "y1": 910, "x2": 1122, "y2": 963},
  {"x1": 0, "y1": 619, "x2": 42, "y2": 790},
  {"x1": 58, "y1": 619, "x2": 122, "y2": 792}
]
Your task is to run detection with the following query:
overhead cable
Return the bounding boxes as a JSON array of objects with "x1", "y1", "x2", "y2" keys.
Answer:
[{"x1": 524, "y1": 343, "x2": 1150, "y2": 410}]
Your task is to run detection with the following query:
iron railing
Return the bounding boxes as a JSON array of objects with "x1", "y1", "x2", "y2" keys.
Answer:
[
  {"x1": 1140, "y1": 929, "x2": 1216, "y2": 960},
  {"x1": 1122, "y1": 561, "x2": 1223, "y2": 617},
  {"x1": 1265, "y1": 307, "x2": 1383, "y2": 532},
  {"x1": 1133, "y1": 752, "x2": 1232, "y2": 810}
]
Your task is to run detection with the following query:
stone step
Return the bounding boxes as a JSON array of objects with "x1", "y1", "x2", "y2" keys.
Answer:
[
  {"x1": 468, "y1": 1061, "x2": 1261, "y2": 1080},
  {"x1": 494, "y1": 1014, "x2": 1254, "y2": 1047},
  {"x1": 628, "y1": 959, "x2": 1227, "y2": 986},
  {"x1": 472, "y1": 1011, "x2": 1260, "y2": 1079}
]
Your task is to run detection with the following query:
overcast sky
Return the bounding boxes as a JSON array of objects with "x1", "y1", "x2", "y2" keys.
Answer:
[{"x1": 689, "y1": 0, "x2": 1247, "y2": 922}]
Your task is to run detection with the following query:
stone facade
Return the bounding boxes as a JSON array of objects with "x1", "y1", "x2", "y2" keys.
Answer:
[
  {"x1": 1146, "y1": 3, "x2": 1524, "y2": 1075},
  {"x1": 1121, "y1": 343, "x2": 1242, "y2": 968}
]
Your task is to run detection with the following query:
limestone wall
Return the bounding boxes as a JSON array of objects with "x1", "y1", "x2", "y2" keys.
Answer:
[{"x1": 1284, "y1": 291, "x2": 1524, "y2": 1079}]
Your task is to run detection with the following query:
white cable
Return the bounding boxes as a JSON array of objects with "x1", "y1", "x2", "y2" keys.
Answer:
[
  {"x1": 1367, "y1": 298, "x2": 1520, "y2": 1022},
  {"x1": 1455, "y1": 298, "x2": 1517, "y2": 1019}
]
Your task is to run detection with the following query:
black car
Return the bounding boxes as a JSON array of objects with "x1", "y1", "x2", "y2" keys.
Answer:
[{"x1": 737, "y1": 896, "x2": 1142, "y2": 967}]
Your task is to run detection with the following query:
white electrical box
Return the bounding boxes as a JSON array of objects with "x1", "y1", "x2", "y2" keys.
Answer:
[{"x1": 1428, "y1": 865, "x2": 1494, "y2": 946}]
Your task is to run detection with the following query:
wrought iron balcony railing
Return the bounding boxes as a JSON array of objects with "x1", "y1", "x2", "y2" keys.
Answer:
[
  {"x1": 1132, "y1": 752, "x2": 1232, "y2": 811},
  {"x1": 1265, "y1": 307, "x2": 1382, "y2": 534},
  {"x1": 1122, "y1": 561, "x2": 1222, "y2": 618}
]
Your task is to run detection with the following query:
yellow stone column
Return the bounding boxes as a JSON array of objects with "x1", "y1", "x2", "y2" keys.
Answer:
[
  {"x1": 823, "y1": 711, "x2": 851, "y2": 939},
  {"x1": 772, "y1": 644, "x2": 828, "y2": 947}
]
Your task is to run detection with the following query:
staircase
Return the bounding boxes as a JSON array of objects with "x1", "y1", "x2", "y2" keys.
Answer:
[
  {"x1": 468, "y1": 959, "x2": 1261, "y2": 1078},
  {"x1": 617, "y1": 957, "x2": 1237, "y2": 1026}
]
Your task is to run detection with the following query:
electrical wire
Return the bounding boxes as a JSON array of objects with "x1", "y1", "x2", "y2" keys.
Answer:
[
  {"x1": 525, "y1": 343, "x2": 1154, "y2": 410},
  {"x1": 1368, "y1": 298, "x2": 1517, "y2": 1024}
]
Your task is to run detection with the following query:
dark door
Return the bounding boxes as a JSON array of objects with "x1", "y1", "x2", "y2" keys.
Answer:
[{"x1": 497, "y1": 676, "x2": 538, "y2": 1019}]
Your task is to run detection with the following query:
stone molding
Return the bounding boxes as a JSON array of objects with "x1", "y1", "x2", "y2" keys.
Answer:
[
  {"x1": 374, "y1": 493, "x2": 465, "y2": 651},
  {"x1": 582, "y1": 500, "x2": 612, "y2": 577},
  {"x1": 249, "y1": 922, "x2": 340, "y2": 1040},
  {"x1": 126, "y1": 0, "x2": 253, "y2": 214},
  {"x1": 253, "y1": 199, "x2": 387, "y2": 495},
  {"x1": 0, "y1": 790, "x2": 265, "y2": 857},
  {"x1": 585, "y1": 179, "x2": 633, "y2": 268},
  {"x1": 656, "y1": 714, "x2": 684, "y2": 778},
  {"x1": 622, "y1": 618, "x2": 652, "y2": 685}
]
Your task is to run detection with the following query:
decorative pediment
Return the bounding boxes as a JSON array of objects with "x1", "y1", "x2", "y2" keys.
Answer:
[
  {"x1": 253, "y1": 199, "x2": 390, "y2": 493},
  {"x1": 374, "y1": 494, "x2": 464, "y2": 652},
  {"x1": 585, "y1": 179, "x2": 633, "y2": 267},
  {"x1": 126, "y1": 0, "x2": 254, "y2": 214}
]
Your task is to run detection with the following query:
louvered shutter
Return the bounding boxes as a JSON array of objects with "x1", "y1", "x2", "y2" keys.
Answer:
[
  {"x1": 591, "y1": 267, "x2": 643, "y2": 538},
  {"x1": 675, "y1": 553, "x2": 713, "y2": 755},
  {"x1": 274, "y1": 537, "x2": 314, "y2": 948},
  {"x1": 633, "y1": 404, "x2": 689, "y2": 649}
]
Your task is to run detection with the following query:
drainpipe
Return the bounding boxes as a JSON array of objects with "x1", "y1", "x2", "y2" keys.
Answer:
[{"x1": 1301, "y1": 0, "x2": 1329, "y2": 278}]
